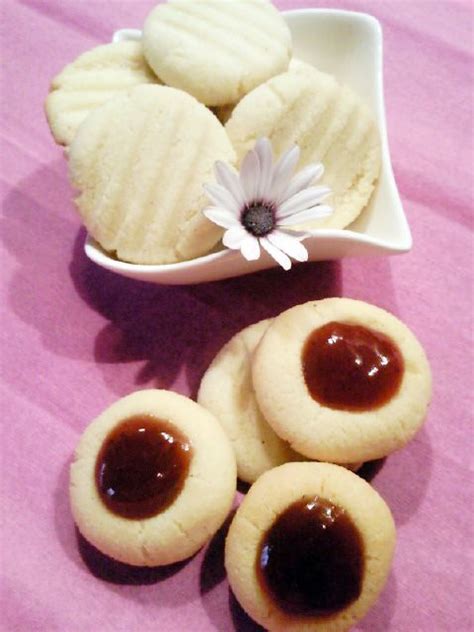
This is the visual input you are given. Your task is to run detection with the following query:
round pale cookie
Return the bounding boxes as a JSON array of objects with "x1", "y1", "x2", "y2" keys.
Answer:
[
  {"x1": 68, "y1": 84, "x2": 236, "y2": 264},
  {"x1": 45, "y1": 41, "x2": 161, "y2": 147},
  {"x1": 209, "y1": 58, "x2": 306, "y2": 124},
  {"x1": 225, "y1": 462, "x2": 396, "y2": 632},
  {"x1": 70, "y1": 389, "x2": 236, "y2": 566},
  {"x1": 142, "y1": 0, "x2": 292, "y2": 106},
  {"x1": 252, "y1": 298, "x2": 432, "y2": 463},
  {"x1": 225, "y1": 61, "x2": 381, "y2": 229},
  {"x1": 198, "y1": 319, "x2": 362, "y2": 483},
  {"x1": 198, "y1": 319, "x2": 300, "y2": 483}
]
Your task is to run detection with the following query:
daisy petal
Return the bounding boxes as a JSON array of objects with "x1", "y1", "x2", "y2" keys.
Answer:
[
  {"x1": 203, "y1": 183, "x2": 240, "y2": 215},
  {"x1": 240, "y1": 149, "x2": 260, "y2": 201},
  {"x1": 267, "y1": 230, "x2": 309, "y2": 262},
  {"x1": 278, "y1": 204, "x2": 333, "y2": 226},
  {"x1": 214, "y1": 161, "x2": 246, "y2": 206},
  {"x1": 278, "y1": 163, "x2": 325, "y2": 203},
  {"x1": 277, "y1": 186, "x2": 332, "y2": 218},
  {"x1": 260, "y1": 237, "x2": 292, "y2": 271},
  {"x1": 222, "y1": 226, "x2": 248, "y2": 249},
  {"x1": 279, "y1": 228, "x2": 312, "y2": 241},
  {"x1": 270, "y1": 145, "x2": 300, "y2": 201},
  {"x1": 254, "y1": 138, "x2": 273, "y2": 198},
  {"x1": 203, "y1": 207, "x2": 239, "y2": 229},
  {"x1": 240, "y1": 236, "x2": 261, "y2": 261}
]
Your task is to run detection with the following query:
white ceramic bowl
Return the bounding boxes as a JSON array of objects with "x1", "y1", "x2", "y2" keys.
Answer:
[{"x1": 84, "y1": 10, "x2": 411, "y2": 284}]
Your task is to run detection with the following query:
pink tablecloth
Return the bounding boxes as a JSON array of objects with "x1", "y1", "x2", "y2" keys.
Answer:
[{"x1": 1, "y1": 1, "x2": 473, "y2": 630}]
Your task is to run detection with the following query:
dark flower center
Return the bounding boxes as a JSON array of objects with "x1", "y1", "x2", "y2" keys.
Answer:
[{"x1": 241, "y1": 202, "x2": 276, "y2": 237}]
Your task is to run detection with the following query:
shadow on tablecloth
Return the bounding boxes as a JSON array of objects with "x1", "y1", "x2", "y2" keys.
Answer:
[
  {"x1": 1, "y1": 161, "x2": 400, "y2": 408},
  {"x1": 68, "y1": 228, "x2": 345, "y2": 399}
]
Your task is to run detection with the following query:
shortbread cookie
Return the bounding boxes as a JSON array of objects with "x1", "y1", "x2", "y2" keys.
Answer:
[
  {"x1": 142, "y1": 0, "x2": 292, "y2": 106},
  {"x1": 198, "y1": 319, "x2": 300, "y2": 483},
  {"x1": 225, "y1": 462, "x2": 396, "y2": 631},
  {"x1": 252, "y1": 298, "x2": 431, "y2": 463},
  {"x1": 198, "y1": 319, "x2": 361, "y2": 483},
  {"x1": 225, "y1": 62, "x2": 381, "y2": 229},
  {"x1": 68, "y1": 84, "x2": 236, "y2": 264},
  {"x1": 45, "y1": 41, "x2": 161, "y2": 146},
  {"x1": 210, "y1": 58, "x2": 308, "y2": 124},
  {"x1": 70, "y1": 390, "x2": 236, "y2": 566}
]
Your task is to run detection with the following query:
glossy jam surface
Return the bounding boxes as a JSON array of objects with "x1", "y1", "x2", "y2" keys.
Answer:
[
  {"x1": 95, "y1": 415, "x2": 192, "y2": 520},
  {"x1": 302, "y1": 321, "x2": 404, "y2": 411},
  {"x1": 258, "y1": 497, "x2": 364, "y2": 616}
]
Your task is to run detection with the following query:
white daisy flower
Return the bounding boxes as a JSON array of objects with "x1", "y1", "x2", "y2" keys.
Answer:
[{"x1": 203, "y1": 138, "x2": 332, "y2": 271}]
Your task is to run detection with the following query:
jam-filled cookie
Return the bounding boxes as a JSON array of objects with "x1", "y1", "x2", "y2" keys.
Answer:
[
  {"x1": 142, "y1": 0, "x2": 292, "y2": 106},
  {"x1": 225, "y1": 462, "x2": 396, "y2": 632},
  {"x1": 252, "y1": 298, "x2": 431, "y2": 463},
  {"x1": 45, "y1": 41, "x2": 161, "y2": 147},
  {"x1": 225, "y1": 61, "x2": 380, "y2": 230},
  {"x1": 68, "y1": 84, "x2": 235, "y2": 264},
  {"x1": 198, "y1": 319, "x2": 361, "y2": 483},
  {"x1": 70, "y1": 390, "x2": 236, "y2": 566}
]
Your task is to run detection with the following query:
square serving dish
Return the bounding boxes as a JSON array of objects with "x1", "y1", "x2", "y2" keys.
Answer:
[{"x1": 84, "y1": 9, "x2": 411, "y2": 284}]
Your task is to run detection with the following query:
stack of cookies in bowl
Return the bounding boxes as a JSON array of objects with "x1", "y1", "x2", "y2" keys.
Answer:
[{"x1": 45, "y1": 0, "x2": 381, "y2": 269}]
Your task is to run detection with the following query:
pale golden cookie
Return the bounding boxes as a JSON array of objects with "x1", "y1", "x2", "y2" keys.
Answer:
[
  {"x1": 70, "y1": 389, "x2": 236, "y2": 566},
  {"x1": 225, "y1": 61, "x2": 381, "y2": 229},
  {"x1": 45, "y1": 41, "x2": 160, "y2": 146},
  {"x1": 68, "y1": 84, "x2": 236, "y2": 264},
  {"x1": 252, "y1": 298, "x2": 432, "y2": 463},
  {"x1": 198, "y1": 319, "x2": 361, "y2": 483},
  {"x1": 225, "y1": 462, "x2": 396, "y2": 632},
  {"x1": 210, "y1": 58, "x2": 306, "y2": 124},
  {"x1": 198, "y1": 319, "x2": 300, "y2": 483},
  {"x1": 143, "y1": 0, "x2": 292, "y2": 106}
]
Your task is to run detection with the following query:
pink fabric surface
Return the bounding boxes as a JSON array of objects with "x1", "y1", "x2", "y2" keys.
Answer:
[{"x1": 1, "y1": 1, "x2": 473, "y2": 630}]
